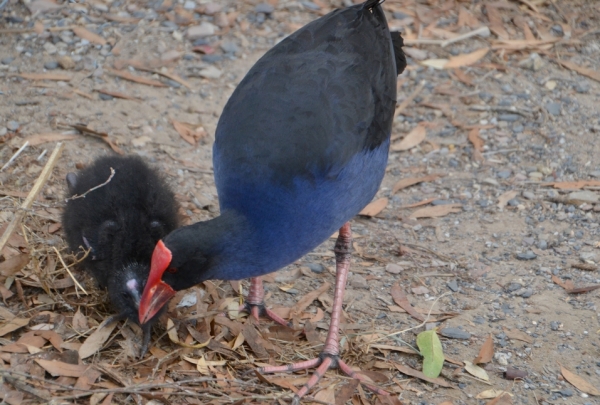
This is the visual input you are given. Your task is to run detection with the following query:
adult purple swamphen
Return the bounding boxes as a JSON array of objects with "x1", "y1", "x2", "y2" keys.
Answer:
[
  {"x1": 139, "y1": 0, "x2": 406, "y2": 400},
  {"x1": 63, "y1": 155, "x2": 179, "y2": 356}
]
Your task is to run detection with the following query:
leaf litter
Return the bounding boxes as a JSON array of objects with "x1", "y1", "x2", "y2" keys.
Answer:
[{"x1": 1, "y1": 0, "x2": 600, "y2": 403}]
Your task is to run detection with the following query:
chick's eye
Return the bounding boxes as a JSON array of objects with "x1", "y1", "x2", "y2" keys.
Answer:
[{"x1": 166, "y1": 267, "x2": 177, "y2": 274}]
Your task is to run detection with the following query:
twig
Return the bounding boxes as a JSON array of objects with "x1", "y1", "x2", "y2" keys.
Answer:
[
  {"x1": 403, "y1": 26, "x2": 491, "y2": 47},
  {"x1": 3, "y1": 376, "x2": 52, "y2": 401},
  {"x1": 393, "y1": 80, "x2": 426, "y2": 119},
  {"x1": 379, "y1": 292, "x2": 452, "y2": 341},
  {"x1": 0, "y1": 141, "x2": 29, "y2": 172},
  {"x1": 482, "y1": 148, "x2": 520, "y2": 156},
  {"x1": 468, "y1": 105, "x2": 533, "y2": 117},
  {"x1": 0, "y1": 142, "x2": 64, "y2": 253},
  {"x1": 0, "y1": 25, "x2": 76, "y2": 34},
  {"x1": 441, "y1": 26, "x2": 491, "y2": 47},
  {"x1": 36, "y1": 149, "x2": 47, "y2": 161},
  {"x1": 53, "y1": 246, "x2": 88, "y2": 296},
  {"x1": 513, "y1": 0, "x2": 539, "y2": 13},
  {"x1": 65, "y1": 167, "x2": 115, "y2": 202}
]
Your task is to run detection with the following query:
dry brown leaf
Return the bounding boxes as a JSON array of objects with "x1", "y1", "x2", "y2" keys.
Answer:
[
  {"x1": 171, "y1": 119, "x2": 208, "y2": 145},
  {"x1": 457, "y1": 7, "x2": 480, "y2": 28},
  {"x1": 26, "y1": 133, "x2": 78, "y2": 146},
  {"x1": 33, "y1": 21, "x2": 44, "y2": 34},
  {"x1": 502, "y1": 328, "x2": 533, "y2": 343},
  {"x1": 79, "y1": 318, "x2": 118, "y2": 359},
  {"x1": 290, "y1": 282, "x2": 330, "y2": 317},
  {"x1": 336, "y1": 379, "x2": 360, "y2": 405},
  {"x1": 18, "y1": 72, "x2": 72, "y2": 81},
  {"x1": 153, "y1": 70, "x2": 193, "y2": 89},
  {"x1": 35, "y1": 359, "x2": 89, "y2": 377},
  {"x1": 315, "y1": 384, "x2": 336, "y2": 403},
  {"x1": 390, "y1": 283, "x2": 425, "y2": 322},
  {"x1": 397, "y1": 197, "x2": 436, "y2": 210},
  {"x1": 561, "y1": 365, "x2": 600, "y2": 396},
  {"x1": 393, "y1": 362, "x2": 452, "y2": 387},
  {"x1": 0, "y1": 253, "x2": 29, "y2": 277},
  {"x1": 409, "y1": 204, "x2": 462, "y2": 219},
  {"x1": 497, "y1": 190, "x2": 518, "y2": 208},
  {"x1": 552, "y1": 275, "x2": 574, "y2": 291},
  {"x1": 0, "y1": 306, "x2": 16, "y2": 320},
  {"x1": 70, "y1": 123, "x2": 124, "y2": 155},
  {"x1": 445, "y1": 48, "x2": 489, "y2": 69},
  {"x1": 557, "y1": 60, "x2": 600, "y2": 83},
  {"x1": 476, "y1": 390, "x2": 512, "y2": 399},
  {"x1": 486, "y1": 6, "x2": 509, "y2": 39},
  {"x1": 392, "y1": 174, "x2": 441, "y2": 194},
  {"x1": 544, "y1": 180, "x2": 600, "y2": 189},
  {"x1": 241, "y1": 323, "x2": 269, "y2": 358},
  {"x1": 72, "y1": 308, "x2": 88, "y2": 333},
  {"x1": 486, "y1": 393, "x2": 513, "y2": 405},
  {"x1": 391, "y1": 124, "x2": 426, "y2": 151},
  {"x1": 359, "y1": 197, "x2": 388, "y2": 217},
  {"x1": 72, "y1": 27, "x2": 107, "y2": 45},
  {"x1": 105, "y1": 67, "x2": 167, "y2": 87},
  {"x1": 452, "y1": 69, "x2": 474, "y2": 86},
  {"x1": 473, "y1": 334, "x2": 494, "y2": 364},
  {"x1": 95, "y1": 89, "x2": 139, "y2": 101},
  {"x1": 0, "y1": 317, "x2": 30, "y2": 337},
  {"x1": 468, "y1": 128, "x2": 484, "y2": 151},
  {"x1": 464, "y1": 360, "x2": 490, "y2": 381},
  {"x1": 36, "y1": 330, "x2": 64, "y2": 351},
  {"x1": 492, "y1": 38, "x2": 559, "y2": 50}
]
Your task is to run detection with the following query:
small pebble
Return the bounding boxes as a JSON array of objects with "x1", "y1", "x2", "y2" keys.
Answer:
[
  {"x1": 498, "y1": 114, "x2": 520, "y2": 122},
  {"x1": 497, "y1": 170, "x2": 512, "y2": 179},
  {"x1": 7, "y1": 121, "x2": 20, "y2": 131},
  {"x1": 550, "y1": 321, "x2": 561, "y2": 331},
  {"x1": 99, "y1": 93, "x2": 114, "y2": 101},
  {"x1": 446, "y1": 280, "x2": 459, "y2": 292},
  {"x1": 220, "y1": 41, "x2": 239, "y2": 54},
  {"x1": 516, "y1": 251, "x2": 537, "y2": 260},
  {"x1": 385, "y1": 263, "x2": 404, "y2": 274},
  {"x1": 255, "y1": 3, "x2": 274, "y2": 14},
  {"x1": 537, "y1": 240, "x2": 548, "y2": 250},
  {"x1": 350, "y1": 274, "x2": 368, "y2": 289},
  {"x1": 306, "y1": 263, "x2": 324, "y2": 274},
  {"x1": 199, "y1": 65, "x2": 222, "y2": 79},
  {"x1": 545, "y1": 102, "x2": 561, "y2": 116},
  {"x1": 44, "y1": 60, "x2": 59, "y2": 70},
  {"x1": 505, "y1": 282, "x2": 522, "y2": 293},
  {"x1": 1, "y1": 57, "x2": 14, "y2": 65},
  {"x1": 440, "y1": 327, "x2": 471, "y2": 340}
]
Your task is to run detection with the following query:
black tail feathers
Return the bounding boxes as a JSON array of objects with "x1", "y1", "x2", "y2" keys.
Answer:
[
  {"x1": 390, "y1": 31, "x2": 407, "y2": 75},
  {"x1": 363, "y1": 0, "x2": 382, "y2": 9},
  {"x1": 362, "y1": 0, "x2": 406, "y2": 75}
]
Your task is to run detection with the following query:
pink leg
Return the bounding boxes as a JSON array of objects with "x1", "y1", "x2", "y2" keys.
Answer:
[
  {"x1": 258, "y1": 223, "x2": 389, "y2": 403},
  {"x1": 241, "y1": 277, "x2": 291, "y2": 327}
]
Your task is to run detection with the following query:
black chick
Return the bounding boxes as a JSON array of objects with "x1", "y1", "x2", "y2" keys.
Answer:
[{"x1": 62, "y1": 155, "x2": 179, "y2": 355}]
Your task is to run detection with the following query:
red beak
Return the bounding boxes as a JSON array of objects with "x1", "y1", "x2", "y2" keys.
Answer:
[{"x1": 139, "y1": 240, "x2": 176, "y2": 324}]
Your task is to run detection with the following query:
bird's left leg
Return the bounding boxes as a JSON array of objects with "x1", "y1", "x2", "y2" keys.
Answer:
[
  {"x1": 257, "y1": 222, "x2": 389, "y2": 403},
  {"x1": 240, "y1": 276, "x2": 291, "y2": 327}
]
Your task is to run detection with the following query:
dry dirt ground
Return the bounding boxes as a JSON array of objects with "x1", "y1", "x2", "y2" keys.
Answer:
[{"x1": 1, "y1": 0, "x2": 600, "y2": 404}]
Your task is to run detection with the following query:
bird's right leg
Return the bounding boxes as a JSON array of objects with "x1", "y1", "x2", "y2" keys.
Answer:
[{"x1": 241, "y1": 276, "x2": 292, "y2": 327}]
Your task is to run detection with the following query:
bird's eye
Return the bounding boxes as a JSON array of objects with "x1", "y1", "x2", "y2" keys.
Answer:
[
  {"x1": 121, "y1": 291, "x2": 129, "y2": 299},
  {"x1": 166, "y1": 267, "x2": 177, "y2": 274}
]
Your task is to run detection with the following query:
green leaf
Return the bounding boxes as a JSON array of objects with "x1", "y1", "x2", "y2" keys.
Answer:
[{"x1": 416, "y1": 329, "x2": 444, "y2": 378}]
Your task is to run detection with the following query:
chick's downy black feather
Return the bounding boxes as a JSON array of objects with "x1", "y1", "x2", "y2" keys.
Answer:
[{"x1": 62, "y1": 155, "x2": 179, "y2": 355}]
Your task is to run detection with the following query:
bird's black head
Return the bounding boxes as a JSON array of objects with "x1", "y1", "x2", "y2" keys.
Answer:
[
  {"x1": 107, "y1": 262, "x2": 165, "y2": 356},
  {"x1": 137, "y1": 213, "x2": 248, "y2": 325}
]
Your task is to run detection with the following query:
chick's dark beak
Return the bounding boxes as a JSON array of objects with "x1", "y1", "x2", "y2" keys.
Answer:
[{"x1": 139, "y1": 240, "x2": 176, "y2": 324}]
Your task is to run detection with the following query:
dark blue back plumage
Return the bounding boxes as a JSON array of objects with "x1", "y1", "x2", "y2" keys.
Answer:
[
  {"x1": 62, "y1": 155, "x2": 179, "y2": 349},
  {"x1": 161, "y1": 1, "x2": 405, "y2": 288}
]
